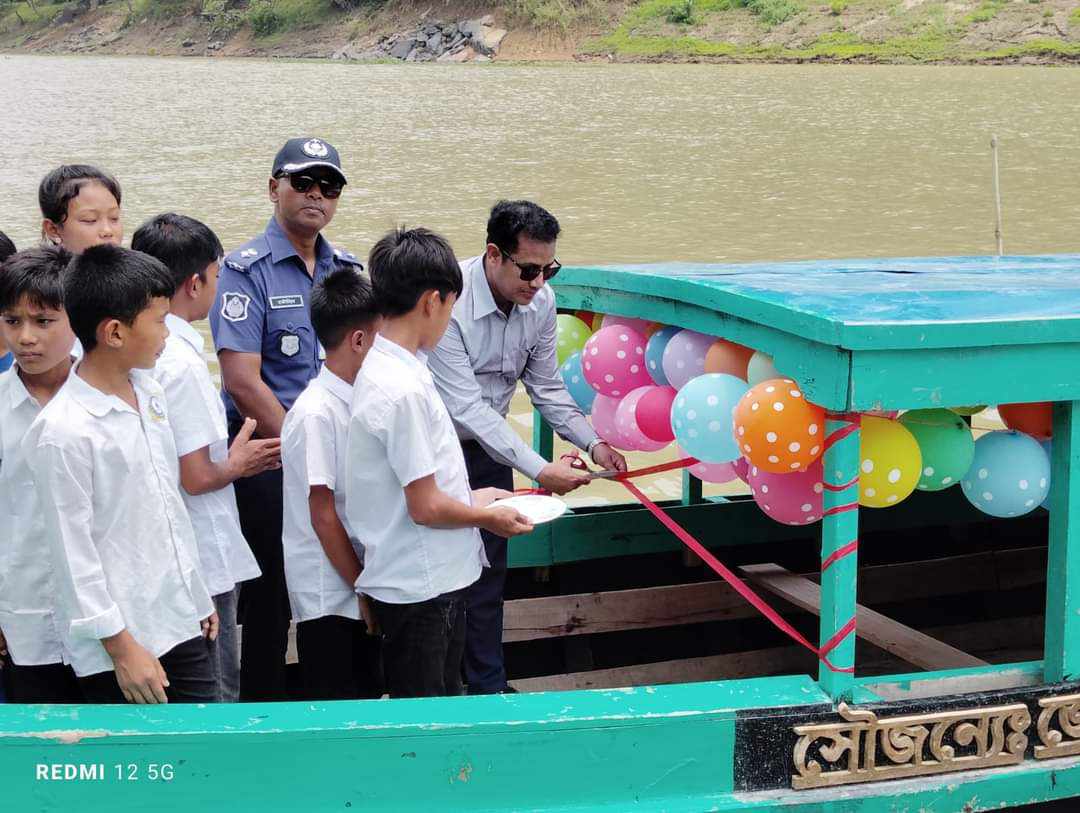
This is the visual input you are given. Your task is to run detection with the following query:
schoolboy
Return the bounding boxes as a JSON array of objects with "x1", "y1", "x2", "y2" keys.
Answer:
[
  {"x1": 0, "y1": 246, "x2": 81, "y2": 702},
  {"x1": 133, "y1": 214, "x2": 279, "y2": 703},
  {"x1": 281, "y1": 268, "x2": 383, "y2": 700},
  {"x1": 38, "y1": 165, "x2": 123, "y2": 254},
  {"x1": 345, "y1": 228, "x2": 534, "y2": 699},
  {"x1": 25, "y1": 245, "x2": 218, "y2": 704}
]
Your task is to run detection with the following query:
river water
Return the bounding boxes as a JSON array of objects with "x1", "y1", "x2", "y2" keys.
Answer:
[{"x1": 1, "y1": 54, "x2": 1077, "y2": 499}]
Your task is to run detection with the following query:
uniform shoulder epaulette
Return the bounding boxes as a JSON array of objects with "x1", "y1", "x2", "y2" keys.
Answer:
[
  {"x1": 223, "y1": 237, "x2": 270, "y2": 274},
  {"x1": 333, "y1": 247, "x2": 364, "y2": 269}
]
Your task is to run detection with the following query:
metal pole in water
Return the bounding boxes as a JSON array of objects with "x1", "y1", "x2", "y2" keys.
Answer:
[{"x1": 991, "y1": 134, "x2": 1004, "y2": 257}]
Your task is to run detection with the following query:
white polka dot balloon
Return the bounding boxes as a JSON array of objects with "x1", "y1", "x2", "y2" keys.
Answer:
[
  {"x1": 661, "y1": 329, "x2": 716, "y2": 390},
  {"x1": 581, "y1": 325, "x2": 652, "y2": 398},
  {"x1": 961, "y1": 430, "x2": 1050, "y2": 518}
]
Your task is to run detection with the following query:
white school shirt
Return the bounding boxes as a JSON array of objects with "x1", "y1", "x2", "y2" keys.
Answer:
[
  {"x1": 24, "y1": 368, "x2": 215, "y2": 677},
  {"x1": 0, "y1": 367, "x2": 67, "y2": 665},
  {"x1": 345, "y1": 334, "x2": 486, "y2": 605},
  {"x1": 281, "y1": 366, "x2": 362, "y2": 622},
  {"x1": 151, "y1": 314, "x2": 260, "y2": 596}
]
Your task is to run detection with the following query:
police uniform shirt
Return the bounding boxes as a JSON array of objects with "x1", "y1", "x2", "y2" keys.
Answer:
[{"x1": 210, "y1": 217, "x2": 363, "y2": 424}]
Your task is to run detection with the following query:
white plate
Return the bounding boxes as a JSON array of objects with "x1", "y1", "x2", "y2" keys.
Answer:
[{"x1": 489, "y1": 494, "x2": 568, "y2": 525}]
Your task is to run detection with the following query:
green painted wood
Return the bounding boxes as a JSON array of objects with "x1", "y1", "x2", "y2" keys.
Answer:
[
  {"x1": 533, "y1": 408, "x2": 554, "y2": 479},
  {"x1": 855, "y1": 660, "x2": 1044, "y2": 689},
  {"x1": 681, "y1": 469, "x2": 703, "y2": 505},
  {"x1": 1045, "y1": 400, "x2": 1080, "y2": 683},
  {"x1": 819, "y1": 418, "x2": 861, "y2": 701}
]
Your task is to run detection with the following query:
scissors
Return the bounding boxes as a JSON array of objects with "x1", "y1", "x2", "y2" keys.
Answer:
[{"x1": 560, "y1": 452, "x2": 621, "y2": 480}]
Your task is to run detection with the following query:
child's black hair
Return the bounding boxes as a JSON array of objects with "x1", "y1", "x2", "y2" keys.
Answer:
[
  {"x1": 310, "y1": 268, "x2": 379, "y2": 349},
  {"x1": 485, "y1": 200, "x2": 560, "y2": 254},
  {"x1": 131, "y1": 213, "x2": 223, "y2": 291},
  {"x1": 38, "y1": 164, "x2": 122, "y2": 226},
  {"x1": 368, "y1": 227, "x2": 462, "y2": 318},
  {"x1": 64, "y1": 245, "x2": 175, "y2": 353},
  {"x1": 0, "y1": 230, "x2": 15, "y2": 264},
  {"x1": 0, "y1": 245, "x2": 71, "y2": 313}
]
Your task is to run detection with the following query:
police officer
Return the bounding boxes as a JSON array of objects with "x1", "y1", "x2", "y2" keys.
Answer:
[{"x1": 210, "y1": 137, "x2": 363, "y2": 701}]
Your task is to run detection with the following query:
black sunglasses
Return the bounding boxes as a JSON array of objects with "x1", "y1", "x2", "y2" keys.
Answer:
[
  {"x1": 499, "y1": 248, "x2": 561, "y2": 282},
  {"x1": 279, "y1": 173, "x2": 344, "y2": 199}
]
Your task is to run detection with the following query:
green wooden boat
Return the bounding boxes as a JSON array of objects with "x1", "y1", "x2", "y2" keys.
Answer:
[{"x1": 5, "y1": 255, "x2": 1080, "y2": 812}]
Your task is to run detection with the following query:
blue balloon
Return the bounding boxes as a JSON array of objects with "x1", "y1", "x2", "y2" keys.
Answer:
[
  {"x1": 961, "y1": 431, "x2": 1050, "y2": 518},
  {"x1": 560, "y1": 351, "x2": 596, "y2": 415},
  {"x1": 669, "y1": 373, "x2": 749, "y2": 463},
  {"x1": 645, "y1": 325, "x2": 680, "y2": 386}
]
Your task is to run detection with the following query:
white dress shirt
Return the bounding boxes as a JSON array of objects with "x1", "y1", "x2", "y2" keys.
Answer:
[
  {"x1": 25, "y1": 368, "x2": 215, "y2": 677},
  {"x1": 346, "y1": 335, "x2": 486, "y2": 605},
  {"x1": 0, "y1": 367, "x2": 67, "y2": 666},
  {"x1": 281, "y1": 366, "x2": 362, "y2": 622},
  {"x1": 427, "y1": 255, "x2": 599, "y2": 480},
  {"x1": 151, "y1": 314, "x2": 260, "y2": 596}
]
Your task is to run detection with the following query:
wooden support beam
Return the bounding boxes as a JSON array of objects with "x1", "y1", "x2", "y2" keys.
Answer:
[
  {"x1": 1045, "y1": 399, "x2": 1080, "y2": 682},
  {"x1": 742, "y1": 563, "x2": 987, "y2": 671}
]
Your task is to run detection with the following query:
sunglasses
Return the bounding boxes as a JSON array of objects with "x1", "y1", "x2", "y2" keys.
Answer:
[
  {"x1": 499, "y1": 248, "x2": 562, "y2": 282},
  {"x1": 279, "y1": 173, "x2": 344, "y2": 199}
]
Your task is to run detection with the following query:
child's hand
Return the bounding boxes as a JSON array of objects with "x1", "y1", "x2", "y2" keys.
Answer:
[
  {"x1": 358, "y1": 595, "x2": 379, "y2": 636},
  {"x1": 472, "y1": 487, "x2": 513, "y2": 509},
  {"x1": 108, "y1": 638, "x2": 170, "y2": 704},
  {"x1": 481, "y1": 506, "x2": 534, "y2": 539},
  {"x1": 227, "y1": 418, "x2": 282, "y2": 479},
  {"x1": 201, "y1": 612, "x2": 219, "y2": 642}
]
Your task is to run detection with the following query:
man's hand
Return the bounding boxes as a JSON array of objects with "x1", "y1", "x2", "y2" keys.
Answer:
[
  {"x1": 591, "y1": 442, "x2": 627, "y2": 473},
  {"x1": 472, "y1": 487, "x2": 513, "y2": 508},
  {"x1": 105, "y1": 633, "x2": 169, "y2": 704},
  {"x1": 227, "y1": 417, "x2": 282, "y2": 479},
  {"x1": 536, "y1": 461, "x2": 591, "y2": 495},
  {"x1": 480, "y1": 506, "x2": 534, "y2": 538},
  {"x1": 201, "y1": 612, "x2": 219, "y2": 642},
  {"x1": 358, "y1": 595, "x2": 379, "y2": 636}
]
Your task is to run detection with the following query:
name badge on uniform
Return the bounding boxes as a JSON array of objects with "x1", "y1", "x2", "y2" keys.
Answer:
[
  {"x1": 281, "y1": 333, "x2": 301, "y2": 357},
  {"x1": 269, "y1": 295, "x2": 304, "y2": 310}
]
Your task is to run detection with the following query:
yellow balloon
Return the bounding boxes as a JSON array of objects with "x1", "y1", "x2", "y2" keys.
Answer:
[{"x1": 858, "y1": 416, "x2": 922, "y2": 508}]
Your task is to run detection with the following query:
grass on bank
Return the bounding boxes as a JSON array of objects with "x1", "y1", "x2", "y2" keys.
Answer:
[{"x1": 0, "y1": 0, "x2": 67, "y2": 34}]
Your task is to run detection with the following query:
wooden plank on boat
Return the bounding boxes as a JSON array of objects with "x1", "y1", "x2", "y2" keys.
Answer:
[{"x1": 741, "y1": 563, "x2": 988, "y2": 670}]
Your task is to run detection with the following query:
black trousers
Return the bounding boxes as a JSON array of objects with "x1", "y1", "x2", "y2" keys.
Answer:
[
  {"x1": 230, "y1": 419, "x2": 291, "y2": 702},
  {"x1": 1, "y1": 657, "x2": 83, "y2": 703},
  {"x1": 78, "y1": 636, "x2": 216, "y2": 704},
  {"x1": 461, "y1": 441, "x2": 514, "y2": 694},
  {"x1": 371, "y1": 590, "x2": 467, "y2": 699},
  {"x1": 296, "y1": 615, "x2": 384, "y2": 700}
]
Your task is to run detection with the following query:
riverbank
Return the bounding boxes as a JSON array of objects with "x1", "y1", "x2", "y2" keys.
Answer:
[{"x1": 1, "y1": 0, "x2": 1078, "y2": 66}]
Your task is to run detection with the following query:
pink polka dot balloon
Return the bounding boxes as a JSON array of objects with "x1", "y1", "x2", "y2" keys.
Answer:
[
  {"x1": 600, "y1": 314, "x2": 654, "y2": 336},
  {"x1": 732, "y1": 456, "x2": 750, "y2": 481},
  {"x1": 680, "y1": 445, "x2": 741, "y2": 484},
  {"x1": 591, "y1": 394, "x2": 636, "y2": 451},
  {"x1": 748, "y1": 459, "x2": 824, "y2": 526},
  {"x1": 615, "y1": 388, "x2": 668, "y2": 452},
  {"x1": 662, "y1": 330, "x2": 715, "y2": 390},
  {"x1": 581, "y1": 326, "x2": 651, "y2": 398}
]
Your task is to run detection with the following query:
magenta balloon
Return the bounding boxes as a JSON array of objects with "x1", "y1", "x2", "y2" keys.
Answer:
[
  {"x1": 732, "y1": 456, "x2": 750, "y2": 481},
  {"x1": 747, "y1": 459, "x2": 824, "y2": 526},
  {"x1": 581, "y1": 326, "x2": 652, "y2": 397},
  {"x1": 636, "y1": 385, "x2": 677, "y2": 442},
  {"x1": 591, "y1": 394, "x2": 636, "y2": 451},
  {"x1": 615, "y1": 388, "x2": 667, "y2": 452}
]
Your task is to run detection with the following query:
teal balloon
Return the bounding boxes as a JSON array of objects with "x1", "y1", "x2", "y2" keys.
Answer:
[
  {"x1": 746, "y1": 351, "x2": 782, "y2": 386},
  {"x1": 669, "y1": 373, "x2": 749, "y2": 463},
  {"x1": 645, "y1": 325, "x2": 680, "y2": 386},
  {"x1": 961, "y1": 431, "x2": 1050, "y2": 518},
  {"x1": 899, "y1": 408, "x2": 975, "y2": 492},
  {"x1": 560, "y1": 352, "x2": 595, "y2": 415}
]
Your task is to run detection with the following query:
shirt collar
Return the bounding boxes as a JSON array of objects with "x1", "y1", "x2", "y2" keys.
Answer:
[
  {"x1": 165, "y1": 313, "x2": 204, "y2": 354},
  {"x1": 3, "y1": 367, "x2": 34, "y2": 410},
  {"x1": 467, "y1": 254, "x2": 539, "y2": 321},
  {"x1": 315, "y1": 365, "x2": 353, "y2": 403},
  {"x1": 373, "y1": 334, "x2": 429, "y2": 375},
  {"x1": 265, "y1": 217, "x2": 334, "y2": 268},
  {"x1": 66, "y1": 365, "x2": 144, "y2": 417}
]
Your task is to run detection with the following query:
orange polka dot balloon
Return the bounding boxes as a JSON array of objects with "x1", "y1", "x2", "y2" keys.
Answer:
[{"x1": 733, "y1": 378, "x2": 826, "y2": 474}]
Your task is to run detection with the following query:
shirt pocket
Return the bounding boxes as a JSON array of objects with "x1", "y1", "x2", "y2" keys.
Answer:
[{"x1": 265, "y1": 311, "x2": 313, "y2": 362}]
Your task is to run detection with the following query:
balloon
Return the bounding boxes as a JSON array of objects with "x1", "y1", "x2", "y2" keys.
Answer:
[
  {"x1": 643, "y1": 322, "x2": 664, "y2": 338},
  {"x1": 670, "y1": 374, "x2": 749, "y2": 463},
  {"x1": 949, "y1": 405, "x2": 986, "y2": 417},
  {"x1": 749, "y1": 459, "x2": 824, "y2": 525},
  {"x1": 662, "y1": 329, "x2": 715, "y2": 390},
  {"x1": 635, "y1": 385, "x2": 677, "y2": 442},
  {"x1": 600, "y1": 313, "x2": 653, "y2": 336},
  {"x1": 615, "y1": 388, "x2": 668, "y2": 452},
  {"x1": 733, "y1": 378, "x2": 826, "y2": 473},
  {"x1": 555, "y1": 314, "x2": 592, "y2": 365},
  {"x1": 858, "y1": 416, "x2": 922, "y2": 508},
  {"x1": 591, "y1": 394, "x2": 635, "y2": 451},
  {"x1": 732, "y1": 456, "x2": 750, "y2": 481},
  {"x1": 961, "y1": 431, "x2": 1050, "y2": 518},
  {"x1": 999, "y1": 402, "x2": 1052, "y2": 440},
  {"x1": 581, "y1": 326, "x2": 652, "y2": 397},
  {"x1": 560, "y1": 352, "x2": 596, "y2": 415},
  {"x1": 573, "y1": 310, "x2": 596, "y2": 329},
  {"x1": 645, "y1": 325, "x2": 680, "y2": 386},
  {"x1": 898, "y1": 408, "x2": 974, "y2": 492},
  {"x1": 683, "y1": 449, "x2": 741, "y2": 483},
  {"x1": 746, "y1": 351, "x2": 783, "y2": 386},
  {"x1": 704, "y1": 339, "x2": 754, "y2": 380}
]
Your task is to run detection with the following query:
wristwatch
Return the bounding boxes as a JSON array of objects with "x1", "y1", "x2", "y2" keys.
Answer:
[{"x1": 587, "y1": 438, "x2": 608, "y2": 461}]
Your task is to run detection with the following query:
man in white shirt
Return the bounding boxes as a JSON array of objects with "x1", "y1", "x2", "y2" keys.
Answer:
[
  {"x1": 0, "y1": 246, "x2": 81, "y2": 702},
  {"x1": 134, "y1": 214, "x2": 280, "y2": 702},
  {"x1": 346, "y1": 227, "x2": 533, "y2": 698},
  {"x1": 427, "y1": 200, "x2": 627, "y2": 694},
  {"x1": 26, "y1": 245, "x2": 217, "y2": 704}
]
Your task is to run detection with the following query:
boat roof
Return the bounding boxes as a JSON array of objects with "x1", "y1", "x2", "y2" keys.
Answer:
[{"x1": 557, "y1": 254, "x2": 1080, "y2": 350}]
